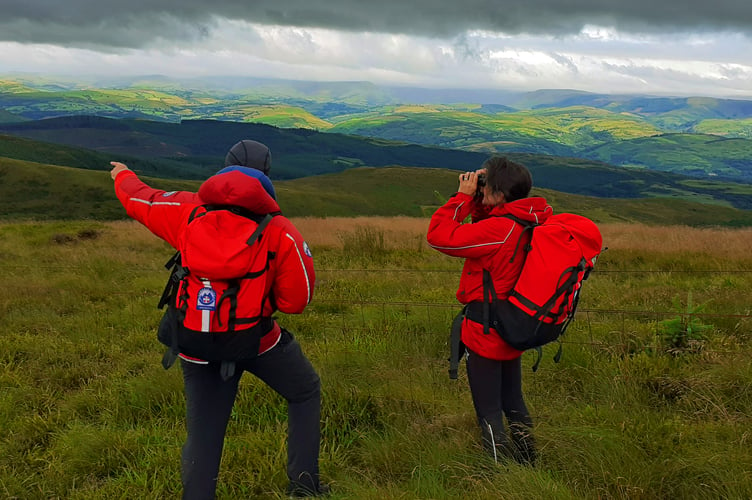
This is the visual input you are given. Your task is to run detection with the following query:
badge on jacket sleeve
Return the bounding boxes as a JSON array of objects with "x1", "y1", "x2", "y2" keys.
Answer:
[{"x1": 197, "y1": 287, "x2": 217, "y2": 311}]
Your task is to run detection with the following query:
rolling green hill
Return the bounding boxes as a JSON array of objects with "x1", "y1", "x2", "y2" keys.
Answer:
[
  {"x1": 3, "y1": 77, "x2": 752, "y2": 185},
  {"x1": 582, "y1": 133, "x2": 752, "y2": 180},
  {"x1": 0, "y1": 81, "x2": 193, "y2": 121},
  {"x1": 328, "y1": 105, "x2": 662, "y2": 155},
  {"x1": 204, "y1": 104, "x2": 333, "y2": 129},
  {"x1": 508, "y1": 91, "x2": 752, "y2": 129},
  {"x1": 0, "y1": 133, "x2": 216, "y2": 179},
  {"x1": 326, "y1": 105, "x2": 752, "y2": 184},
  {"x1": 275, "y1": 166, "x2": 752, "y2": 226},
  {"x1": 3, "y1": 156, "x2": 752, "y2": 226},
  {"x1": 693, "y1": 118, "x2": 752, "y2": 139},
  {"x1": 0, "y1": 117, "x2": 492, "y2": 179},
  {"x1": 2, "y1": 121, "x2": 751, "y2": 210},
  {"x1": 0, "y1": 77, "x2": 387, "y2": 125},
  {"x1": 326, "y1": 106, "x2": 752, "y2": 182}
]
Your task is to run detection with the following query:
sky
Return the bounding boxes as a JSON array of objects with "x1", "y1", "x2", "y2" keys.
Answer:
[{"x1": 1, "y1": 0, "x2": 752, "y2": 98}]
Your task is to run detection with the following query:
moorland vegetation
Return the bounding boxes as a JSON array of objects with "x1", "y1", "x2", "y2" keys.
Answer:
[{"x1": 1, "y1": 217, "x2": 751, "y2": 499}]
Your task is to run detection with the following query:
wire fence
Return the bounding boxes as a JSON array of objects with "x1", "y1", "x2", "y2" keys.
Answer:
[
  {"x1": 302, "y1": 299, "x2": 751, "y2": 349},
  {"x1": 5, "y1": 265, "x2": 752, "y2": 274},
  {"x1": 8, "y1": 264, "x2": 752, "y2": 356}
]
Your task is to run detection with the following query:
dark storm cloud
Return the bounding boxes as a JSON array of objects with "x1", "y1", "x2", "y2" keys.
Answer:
[{"x1": 2, "y1": 0, "x2": 752, "y2": 49}]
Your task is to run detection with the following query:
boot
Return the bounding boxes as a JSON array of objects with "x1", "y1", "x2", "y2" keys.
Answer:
[
  {"x1": 287, "y1": 479, "x2": 330, "y2": 498},
  {"x1": 479, "y1": 413, "x2": 512, "y2": 463},
  {"x1": 509, "y1": 422, "x2": 537, "y2": 466}
]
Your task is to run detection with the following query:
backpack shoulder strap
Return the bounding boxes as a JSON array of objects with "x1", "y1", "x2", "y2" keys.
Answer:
[
  {"x1": 246, "y1": 213, "x2": 274, "y2": 245},
  {"x1": 495, "y1": 214, "x2": 537, "y2": 263},
  {"x1": 200, "y1": 204, "x2": 281, "y2": 222},
  {"x1": 478, "y1": 213, "x2": 536, "y2": 331},
  {"x1": 187, "y1": 205, "x2": 206, "y2": 223},
  {"x1": 500, "y1": 213, "x2": 535, "y2": 228}
]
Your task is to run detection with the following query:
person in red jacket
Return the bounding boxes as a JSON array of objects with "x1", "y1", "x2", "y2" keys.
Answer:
[
  {"x1": 109, "y1": 142, "x2": 327, "y2": 498},
  {"x1": 427, "y1": 156, "x2": 552, "y2": 465}
]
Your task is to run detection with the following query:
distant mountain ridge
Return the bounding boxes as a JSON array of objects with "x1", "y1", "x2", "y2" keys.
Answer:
[{"x1": 3, "y1": 75, "x2": 751, "y2": 115}]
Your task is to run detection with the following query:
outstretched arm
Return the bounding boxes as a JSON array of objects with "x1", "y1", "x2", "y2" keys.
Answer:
[{"x1": 110, "y1": 161, "x2": 196, "y2": 249}]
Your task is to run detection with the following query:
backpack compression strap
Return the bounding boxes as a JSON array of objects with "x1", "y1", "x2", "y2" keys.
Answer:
[
  {"x1": 480, "y1": 269, "x2": 549, "y2": 371},
  {"x1": 448, "y1": 307, "x2": 467, "y2": 380},
  {"x1": 482, "y1": 270, "x2": 495, "y2": 336},
  {"x1": 158, "y1": 251, "x2": 187, "y2": 310},
  {"x1": 511, "y1": 259, "x2": 585, "y2": 325},
  {"x1": 215, "y1": 275, "x2": 269, "y2": 330}
]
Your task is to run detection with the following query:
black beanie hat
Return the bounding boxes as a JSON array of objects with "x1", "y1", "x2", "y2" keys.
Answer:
[{"x1": 224, "y1": 139, "x2": 271, "y2": 175}]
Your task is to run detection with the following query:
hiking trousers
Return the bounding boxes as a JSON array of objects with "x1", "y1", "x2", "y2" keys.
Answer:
[
  {"x1": 466, "y1": 349, "x2": 535, "y2": 462},
  {"x1": 179, "y1": 328, "x2": 321, "y2": 500}
]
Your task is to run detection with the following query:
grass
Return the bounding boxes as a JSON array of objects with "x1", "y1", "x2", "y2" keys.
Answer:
[{"x1": 1, "y1": 218, "x2": 751, "y2": 499}]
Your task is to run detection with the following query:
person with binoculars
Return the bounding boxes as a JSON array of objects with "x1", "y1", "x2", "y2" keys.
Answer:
[{"x1": 426, "y1": 156, "x2": 553, "y2": 465}]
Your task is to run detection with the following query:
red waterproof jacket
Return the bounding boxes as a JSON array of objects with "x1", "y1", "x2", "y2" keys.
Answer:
[
  {"x1": 427, "y1": 192, "x2": 552, "y2": 360},
  {"x1": 114, "y1": 169, "x2": 315, "y2": 357}
]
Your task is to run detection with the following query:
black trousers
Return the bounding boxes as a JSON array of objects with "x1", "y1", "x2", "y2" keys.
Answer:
[
  {"x1": 180, "y1": 329, "x2": 321, "y2": 500},
  {"x1": 466, "y1": 349, "x2": 533, "y2": 429}
]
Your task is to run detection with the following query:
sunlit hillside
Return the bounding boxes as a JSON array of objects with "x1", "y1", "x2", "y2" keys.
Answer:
[{"x1": 204, "y1": 104, "x2": 334, "y2": 129}]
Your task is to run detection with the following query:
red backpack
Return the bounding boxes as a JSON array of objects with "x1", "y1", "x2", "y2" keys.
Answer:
[
  {"x1": 463, "y1": 213, "x2": 603, "y2": 372},
  {"x1": 157, "y1": 205, "x2": 281, "y2": 372}
]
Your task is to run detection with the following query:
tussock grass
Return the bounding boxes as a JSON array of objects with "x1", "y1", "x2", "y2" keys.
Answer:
[
  {"x1": 291, "y1": 216, "x2": 429, "y2": 250},
  {"x1": 1, "y1": 218, "x2": 751, "y2": 498},
  {"x1": 293, "y1": 217, "x2": 752, "y2": 258},
  {"x1": 600, "y1": 223, "x2": 752, "y2": 259}
]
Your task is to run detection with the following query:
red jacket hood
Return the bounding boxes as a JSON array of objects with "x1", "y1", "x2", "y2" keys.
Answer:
[
  {"x1": 490, "y1": 196, "x2": 552, "y2": 224},
  {"x1": 197, "y1": 171, "x2": 281, "y2": 214}
]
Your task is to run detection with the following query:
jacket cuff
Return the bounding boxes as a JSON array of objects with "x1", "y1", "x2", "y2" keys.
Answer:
[
  {"x1": 114, "y1": 169, "x2": 136, "y2": 188},
  {"x1": 452, "y1": 191, "x2": 474, "y2": 201}
]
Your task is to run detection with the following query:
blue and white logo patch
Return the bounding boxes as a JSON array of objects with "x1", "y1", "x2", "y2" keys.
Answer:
[
  {"x1": 303, "y1": 242, "x2": 312, "y2": 258},
  {"x1": 162, "y1": 191, "x2": 177, "y2": 197},
  {"x1": 196, "y1": 287, "x2": 217, "y2": 311}
]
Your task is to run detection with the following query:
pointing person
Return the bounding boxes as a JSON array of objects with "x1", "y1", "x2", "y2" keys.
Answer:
[{"x1": 109, "y1": 139, "x2": 328, "y2": 498}]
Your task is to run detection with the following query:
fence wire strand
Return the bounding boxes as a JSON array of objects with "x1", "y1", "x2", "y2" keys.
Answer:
[{"x1": 7, "y1": 264, "x2": 751, "y2": 357}]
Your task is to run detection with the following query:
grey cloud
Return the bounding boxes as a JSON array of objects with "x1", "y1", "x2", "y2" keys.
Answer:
[
  {"x1": 452, "y1": 35, "x2": 485, "y2": 62},
  {"x1": 1, "y1": 13, "x2": 216, "y2": 51},
  {"x1": 548, "y1": 53, "x2": 579, "y2": 74},
  {"x1": 2, "y1": 0, "x2": 752, "y2": 49}
]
